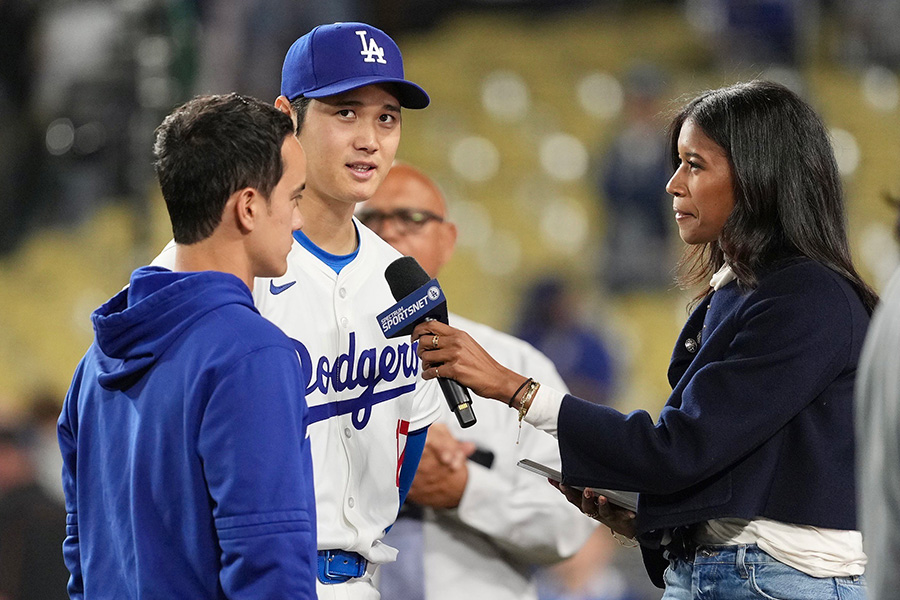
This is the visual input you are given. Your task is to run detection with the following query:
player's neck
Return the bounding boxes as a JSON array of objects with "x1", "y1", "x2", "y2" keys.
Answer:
[
  {"x1": 174, "y1": 238, "x2": 253, "y2": 290},
  {"x1": 300, "y1": 190, "x2": 359, "y2": 255}
]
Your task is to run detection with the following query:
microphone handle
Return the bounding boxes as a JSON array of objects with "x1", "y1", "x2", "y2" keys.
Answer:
[
  {"x1": 418, "y1": 317, "x2": 476, "y2": 427},
  {"x1": 437, "y1": 377, "x2": 477, "y2": 428}
]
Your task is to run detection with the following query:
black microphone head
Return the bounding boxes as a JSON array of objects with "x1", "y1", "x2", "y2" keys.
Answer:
[{"x1": 385, "y1": 256, "x2": 431, "y2": 301}]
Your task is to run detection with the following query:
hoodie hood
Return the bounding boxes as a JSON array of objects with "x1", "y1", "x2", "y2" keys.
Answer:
[{"x1": 92, "y1": 266, "x2": 256, "y2": 391}]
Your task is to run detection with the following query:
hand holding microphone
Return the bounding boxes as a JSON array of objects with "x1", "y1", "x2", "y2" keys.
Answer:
[
  {"x1": 411, "y1": 320, "x2": 523, "y2": 405},
  {"x1": 379, "y1": 257, "x2": 528, "y2": 420},
  {"x1": 380, "y1": 256, "x2": 477, "y2": 428}
]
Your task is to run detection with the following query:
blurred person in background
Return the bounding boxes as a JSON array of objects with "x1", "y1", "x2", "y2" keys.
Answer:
[
  {"x1": 357, "y1": 162, "x2": 596, "y2": 600},
  {"x1": 25, "y1": 391, "x2": 66, "y2": 504},
  {"x1": 537, "y1": 528, "x2": 660, "y2": 600},
  {"x1": 0, "y1": 0, "x2": 43, "y2": 255},
  {"x1": 838, "y1": 0, "x2": 900, "y2": 67},
  {"x1": 411, "y1": 80, "x2": 876, "y2": 599},
  {"x1": 514, "y1": 277, "x2": 616, "y2": 405},
  {"x1": 0, "y1": 420, "x2": 68, "y2": 600},
  {"x1": 687, "y1": 0, "x2": 808, "y2": 69},
  {"x1": 192, "y1": 0, "x2": 360, "y2": 100},
  {"x1": 594, "y1": 63, "x2": 674, "y2": 294},
  {"x1": 855, "y1": 196, "x2": 900, "y2": 600}
]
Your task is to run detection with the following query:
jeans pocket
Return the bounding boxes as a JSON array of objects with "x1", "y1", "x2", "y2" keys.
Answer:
[
  {"x1": 660, "y1": 560, "x2": 693, "y2": 600},
  {"x1": 749, "y1": 562, "x2": 846, "y2": 600}
]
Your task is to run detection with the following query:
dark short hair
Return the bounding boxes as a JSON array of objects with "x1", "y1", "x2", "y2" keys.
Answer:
[
  {"x1": 153, "y1": 93, "x2": 294, "y2": 244},
  {"x1": 668, "y1": 80, "x2": 878, "y2": 312},
  {"x1": 290, "y1": 96, "x2": 313, "y2": 136}
]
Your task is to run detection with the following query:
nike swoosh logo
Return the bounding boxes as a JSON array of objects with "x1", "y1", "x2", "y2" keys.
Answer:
[{"x1": 269, "y1": 280, "x2": 297, "y2": 295}]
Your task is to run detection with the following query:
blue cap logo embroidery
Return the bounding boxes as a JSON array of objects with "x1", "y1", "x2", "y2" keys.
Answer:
[{"x1": 356, "y1": 30, "x2": 387, "y2": 64}]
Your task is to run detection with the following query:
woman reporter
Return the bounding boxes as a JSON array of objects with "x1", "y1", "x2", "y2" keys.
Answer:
[{"x1": 414, "y1": 80, "x2": 875, "y2": 599}]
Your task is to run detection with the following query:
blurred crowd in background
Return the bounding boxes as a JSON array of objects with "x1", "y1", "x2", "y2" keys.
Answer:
[
  {"x1": 3, "y1": 0, "x2": 899, "y2": 257},
  {"x1": 2, "y1": 0, "x2": 900, "y2": 598}
]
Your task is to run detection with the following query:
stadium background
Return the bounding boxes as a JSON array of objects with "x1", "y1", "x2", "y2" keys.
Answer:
[{"x1": 1, "y1": 0, "x2": 898, "y2": 422}]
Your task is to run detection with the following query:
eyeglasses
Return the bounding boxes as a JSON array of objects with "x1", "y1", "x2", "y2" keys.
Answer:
[{"x1": 357, "y1": 208, "x2": 444, "y2": 234}]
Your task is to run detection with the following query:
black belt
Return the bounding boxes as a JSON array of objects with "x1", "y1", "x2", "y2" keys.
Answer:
[{"x1": 663, "y1": 524, "x2": 699, "y2": 562}]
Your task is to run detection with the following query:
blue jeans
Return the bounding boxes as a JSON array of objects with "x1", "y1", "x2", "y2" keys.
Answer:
[{"x1": 660, "y1": 544, "x2": 866, "y2": 599}]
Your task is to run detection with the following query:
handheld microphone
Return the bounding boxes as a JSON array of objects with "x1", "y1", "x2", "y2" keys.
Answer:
[{"x1": 378, "y1": 256, "x2": 476, "y2": 428}]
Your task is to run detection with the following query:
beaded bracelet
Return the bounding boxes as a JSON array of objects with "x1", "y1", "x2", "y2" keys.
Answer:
[
  {"x1": 518, "y1": 380, "x2": 539, "y2": 421},
  {"x1": 516, "y1": 380, "x2": 540, "y2": 444},
  {"x1": 509, "y1": 377, "x2": 533, "y2": 407}
]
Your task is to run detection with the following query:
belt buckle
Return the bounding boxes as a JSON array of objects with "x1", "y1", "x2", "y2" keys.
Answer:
[{"x1": 320, "y1": 549, "x2": 367, "y2": 582}]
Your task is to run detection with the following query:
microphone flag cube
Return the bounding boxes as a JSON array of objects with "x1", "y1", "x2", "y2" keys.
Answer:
[{"x1": 376, "y1": 279, "x2": 447, "y2": 338}]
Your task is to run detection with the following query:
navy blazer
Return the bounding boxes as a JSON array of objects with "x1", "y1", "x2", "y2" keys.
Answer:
[{"x1": 555, "y1": 258, "x2": 869, "y2": 586}]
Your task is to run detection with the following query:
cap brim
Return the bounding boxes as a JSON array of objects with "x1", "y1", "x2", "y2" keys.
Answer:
[{"x1": 303, "y1": 76, "x2": 430, "y2": 109}]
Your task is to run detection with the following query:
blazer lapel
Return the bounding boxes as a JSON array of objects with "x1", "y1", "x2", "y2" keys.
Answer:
[{"x1": 668, "y1": 291, "x2": 714, "y2": 388}]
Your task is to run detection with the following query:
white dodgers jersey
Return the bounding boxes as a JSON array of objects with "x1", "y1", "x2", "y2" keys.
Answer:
[
  {"x1": 253, "y1": 220, "x2": 442, "y2": 564},
  {"x1": 152, "y1": 220, "x2": 443, "y2": 565}
]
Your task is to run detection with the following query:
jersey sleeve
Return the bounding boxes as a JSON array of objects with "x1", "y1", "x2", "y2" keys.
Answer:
[
  {"x1": 407, "y1": 374, "x2": 443, "y2": 432},
  {"x1": 397, "y1": 426, "x2": 428, "y2": 509},
  {"x1": 198, "y1": 345, "x2": 316, "y2": 599}
]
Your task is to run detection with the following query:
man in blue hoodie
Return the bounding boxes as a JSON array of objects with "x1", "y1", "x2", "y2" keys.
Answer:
[{"x1": 58, "y1": 94, "x2": 317, "y2": 599}]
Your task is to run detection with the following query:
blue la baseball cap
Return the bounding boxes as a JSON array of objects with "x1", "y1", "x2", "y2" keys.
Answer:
[{"x1": 281, "y1": 22, "x2": 430, "y2": 109}]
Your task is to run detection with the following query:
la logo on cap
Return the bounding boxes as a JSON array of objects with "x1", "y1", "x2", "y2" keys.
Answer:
[
  {"x1": 356, "y1": 30, "x2": 386, "y2": 64},
  {"x1": 280, "y1": 21, "x2": 430, "y2": 108}
]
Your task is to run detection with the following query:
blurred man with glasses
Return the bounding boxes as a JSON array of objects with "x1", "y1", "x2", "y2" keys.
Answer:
[{"x1": 358, "y1": 162, "x2": 595, "y2": 600}]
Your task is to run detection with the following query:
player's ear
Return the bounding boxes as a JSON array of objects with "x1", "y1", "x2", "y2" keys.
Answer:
[
  {"x1": 275, "y1": 96, "x2": 299, "y2": 134},
  {"x1": 233, "y1": 187, "x2": 260, "y2": 233},
  {"x1": 275, "y1": 96, "x2": 292, "y2": 116}
]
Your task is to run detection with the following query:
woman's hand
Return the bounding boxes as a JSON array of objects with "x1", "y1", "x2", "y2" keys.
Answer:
[
  {"x1": 412, "y1": 321, "x2": 527, "y2": 403},
  {"x1": 552, "y1": 481, "x2": 637, "y2": 538}
]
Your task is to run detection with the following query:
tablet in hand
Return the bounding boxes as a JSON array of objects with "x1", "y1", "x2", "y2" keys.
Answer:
[{"x1": 517, "y1": 458, "x2": 638, "y2": 512}]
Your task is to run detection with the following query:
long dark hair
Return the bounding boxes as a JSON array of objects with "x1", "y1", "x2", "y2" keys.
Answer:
[{"x1": 668, "y1": 80, "x2": 878, "y2": 312}]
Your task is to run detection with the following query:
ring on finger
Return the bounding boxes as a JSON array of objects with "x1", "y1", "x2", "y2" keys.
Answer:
[
  {"x1": 432, "y1": 334, "x2": 440, "y2": 349},
  {"x1": 434, "y1": 366, "x2": 440, "y2": 378}
]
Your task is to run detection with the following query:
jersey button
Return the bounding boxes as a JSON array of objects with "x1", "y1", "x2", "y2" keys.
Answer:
[
  {"x1": 348, "y1": 497, "x2": 355, "y2": 508},
  {"x1": 340, "y1": 317, "x2": 350, "y2": 328},
  {"x1": 344, "y1": 427, "x2": 352, "y2": 438},
  {"x1": 339, "y1": 287, "x2": 347, "y2": 298}
]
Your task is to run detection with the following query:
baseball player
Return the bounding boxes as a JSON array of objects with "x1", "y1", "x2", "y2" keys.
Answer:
[
  {"x1": 357, "y1": 163, "x2": 596, "y2": 600},
  {"x1": 154, "y1": 23, "x2": 442, "y2": 600}
]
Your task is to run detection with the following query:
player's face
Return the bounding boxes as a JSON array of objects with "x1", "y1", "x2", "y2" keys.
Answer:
[
  {"x1": 666, "y1": 118, "x2": 735, "y2": 245},
  {"x1": 253, "y1": 136, "x2": 306, "y2": 277},
  {"x1": 297, "y1": 85, "x2": 402, "y2": 208},
  {"x1": 357, "y1": 167, "x2": 456, "y2": 278}
]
